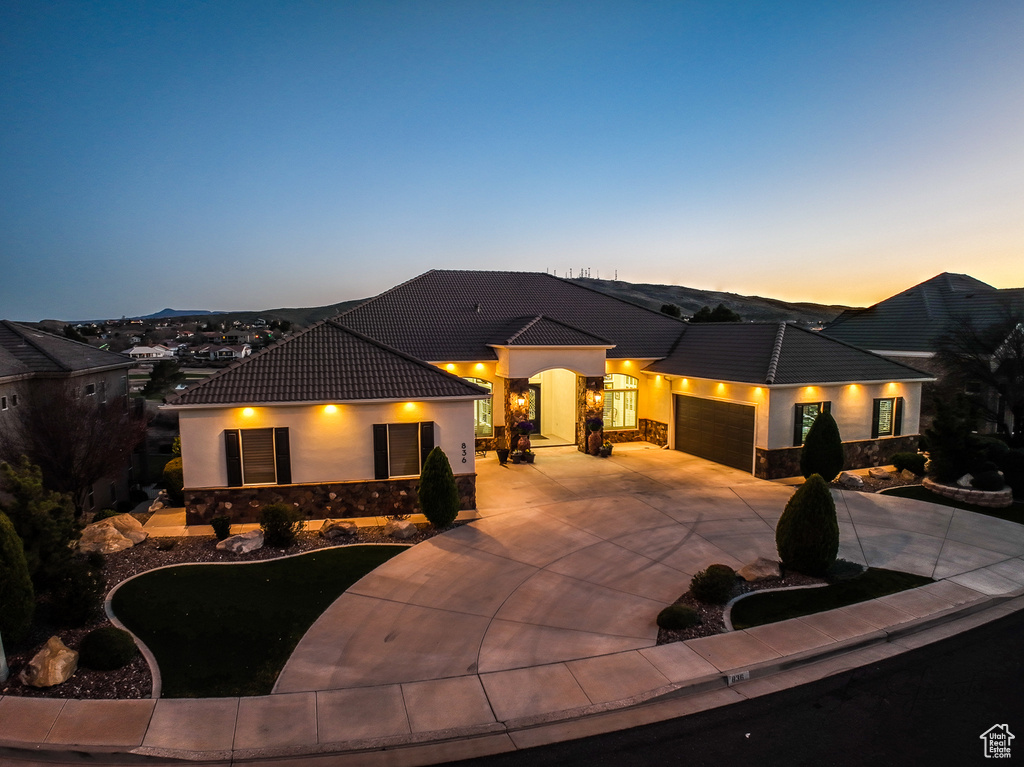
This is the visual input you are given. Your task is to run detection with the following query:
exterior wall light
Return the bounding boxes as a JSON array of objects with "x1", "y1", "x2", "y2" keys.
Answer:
[
  {"x1": 242, "y1": 407, "x2": 255, "y2": 417},
  {"x1": 324, "y1": 404, "x2": 338, "y2": 414},
  {"x1": 517, "y1": 396, "x2": 526, "y2": 406},
  {"x1": 446, "y1": 363, "x2": 455, "y2": 371}
]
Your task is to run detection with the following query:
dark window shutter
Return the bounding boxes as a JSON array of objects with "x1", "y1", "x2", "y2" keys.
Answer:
[
  {"x1": 871, "y1": 399, "x2": 881, "y2": 439},
  {"x1": 373, "y1": 424, "x2": 389, "y2": 479},
  {"x1": 274, "y1": 427, "x2": 291, "y2": 484},
  {"x1": 420, "y1": 421, "x2": 435, "y2": 467},
  {"x1": 793, "y1": 405, "x2": 804, "y2": 447},
  {"x1": 822, "y1": 401, "x2": 831, "y2": 414},
  {"x1": 225, "y1": 430, "x2": 242, "y2": 487},
  {"x1": 894, "y1": 397, "x2": 905, "y2": 436}
]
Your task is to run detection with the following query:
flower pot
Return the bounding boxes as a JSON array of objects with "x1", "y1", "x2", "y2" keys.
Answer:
[
  {"x1": 511, "y1": 454, "x2": 523, "y2": 464},
  {"x1": 517, "y1": 435, "x2": 531, "y2": 452},
  {"x1": 496, "y1": 449, "x2": 509, "y2": 465},
  {"x1": 524, "y1": 452, "x2": 535, "y2": 464},
  {"x1": 599, "y1": 445, "x2": 613, "y2": 457},
  {"x1": 587, "y1": 431, "x2": 603, "y2": 455}
]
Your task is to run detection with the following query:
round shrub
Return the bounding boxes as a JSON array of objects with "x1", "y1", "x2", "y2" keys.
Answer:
[
  {"x1": 79, "y1": 626, "x2": 139, "y2": 670},
  {"x1": 162, "y1": 457, "x2": 184, "y2": 505},
  {"x1": 892, "y1": 452, "x2": 926, "y2": 476},
  {"x1": 210, "y1": 515, "x2": 232, "y2": 541},
  {"x1": 971, "y1": 470, "x2": 1005, "y2": 491},
  {"x1": 776, "y1": 474, "x2": 840, "y2": 577},
  {"x1": 800, "y1": 411, "x2": 844, "y2": 481},
  {"x1": 689, "y1": 564, "x2": 737, "y2": 604},
  {"x1": 417, "y1": 447, "x2": 460, "y2": 528},
  {"x1": 998, "y1": 448, "x2": 1024, "y2": 500},
  {"x1": 0, "y1": 510, "x2": 35, "y2": 645},
  {"x1": 259, "y1": 503, "x2": 303, "y2": 548},
  {"x1": 657, "y1": 603, "x2": 701, "y2": 630}
]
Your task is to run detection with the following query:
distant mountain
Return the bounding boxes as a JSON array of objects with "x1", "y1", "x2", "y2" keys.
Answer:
[
  {"x1": 567, "y1": 278, "x2": 855, "y2": 325},
  {"x1": 138, "y1": 308, "x2": 222, "y2": 319}
]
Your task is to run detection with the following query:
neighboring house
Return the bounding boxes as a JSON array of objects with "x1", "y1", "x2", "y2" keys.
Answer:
[
  {"x1": 164, "y1": 322, "x2": 488, "y2": 523},
  {"x1": 166, "y1": 271, "x2": 934, "y2": 523},
  {"x1": 224, "y1": 331, "x2": 255, "y2": 345},
  {"x1": 0, "y1": 320, "x2": 137, "y2": 512},
  {"x1": 125, "y1": 344, "x2": 175, "y2": 359},
  {"x1": 193, "y1": 344, "x2": 251, "y2": 361}
]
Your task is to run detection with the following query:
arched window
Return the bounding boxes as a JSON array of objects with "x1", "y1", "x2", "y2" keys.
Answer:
[
  {"x1": 603, "y1": 374, "x2": 638, "y2": 430},
  {"x1": 465, "y1": 378, "x2": 493, "y2": 437}
]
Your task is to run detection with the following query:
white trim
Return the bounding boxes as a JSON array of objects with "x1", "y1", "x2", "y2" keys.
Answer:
[
  {"x1": 162, "y1": 394, "x2": 487, "y2": 411},
  {"x1": 869, "y1": 350, "x2": 935, "y2": 358}
]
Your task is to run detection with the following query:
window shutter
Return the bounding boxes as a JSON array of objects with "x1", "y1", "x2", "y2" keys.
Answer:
[
  {"x1": 822, "y1": 401, "x2": 831, "y2": 414},
  {"x1": 793, "y1": 405, "x2": 804, "y2": 447},
  {"x1": 420, "y1": 421, "x2": 435, "y2": 467},
  {"x1": 225, "y1": 430, "x2": 242, "y2": 487},
  {"x1": 373, "y1": 424, "x2": 389, "y2": 479},
  {"x1": 274, "y1": 427, "x2": 291, "y2": 484},
  {"x1": 894, "y1": 397, "x2": 904, "y2": 437},
  {"x1": 871, "y1": 399, "x2": 881, "y2": 439}
]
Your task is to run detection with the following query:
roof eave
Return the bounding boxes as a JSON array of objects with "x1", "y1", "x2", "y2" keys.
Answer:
[{"x1": 162, "y1": 393, "x2": 489, "y2": 410}]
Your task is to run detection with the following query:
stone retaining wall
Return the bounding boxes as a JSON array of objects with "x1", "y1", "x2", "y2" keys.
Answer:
[
  {"x1": 755, "y1": 435, "x2": 920, "y2": 480},
  {"x1": 921, "y1": 477, "x2": 1014, "y2": 509},
  {"x1": 184, "y1": 475, "x2": 477, "y2": 525}
]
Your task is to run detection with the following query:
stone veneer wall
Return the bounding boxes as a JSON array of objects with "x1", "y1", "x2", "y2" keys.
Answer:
[
  {"x1": 755, "y1": 435, "x2": 919, "y2": 480},
  {"x1": 575, "y1": 375, "x2": 606, "y2": 452},
  {"x1": 184, "y1": 475, "x2": 477, "y2": 525},
  {"x1": 640, "y1": 418, "x2": 669, "y2": 447},
  {"x1": 504, "y1": 378, "x2": 530, "y2": 450},
  {"x1": 474, "y1": 425, "x2": 506, "y2": 452}
]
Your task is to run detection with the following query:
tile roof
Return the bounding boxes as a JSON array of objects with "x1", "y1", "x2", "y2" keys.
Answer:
[
  {"x1": 491, "y1": 315, "x2": 614, "y2": 347},
  {"x1": 166, "y1": 320, "x2": 489, "y2": 406},
  {"x1": 335, "y1": 270, "x2": 685, "y2": 361},
  {"x1": 823, "y1": 273, "x2": 1024, "y2": 353},
  {"x1": 646, "y1": 323, "x2": 933, "y2": 385},
  {"x1": 0, "y1": 321, "x2": 134, "y2": 381}
]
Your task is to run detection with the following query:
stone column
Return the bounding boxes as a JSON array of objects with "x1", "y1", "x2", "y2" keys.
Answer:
[
  {"x1": 576, "y1": 375, "x2": 605, "y2": 452},
  {"x1": 503, "y1": 377, "x2": 530, "y2": 450}
]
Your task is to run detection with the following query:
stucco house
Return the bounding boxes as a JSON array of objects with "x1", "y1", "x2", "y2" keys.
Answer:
[{"x1": 166, "y1": 270, "x2": 933, "y2": 523}]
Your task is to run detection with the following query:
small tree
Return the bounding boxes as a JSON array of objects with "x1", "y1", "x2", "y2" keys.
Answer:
[
  {"x1": 776, "y1": 474, "x2": 839, "y2": 576},
  {"x1": 162, "y1": 457, "x2": 184, "y2": 505},
  {"x1": 142, "y1": 359, "x2": 185, "y2": 399},
  {"x1": 660, "y1": 304, "x2": 682, "y2": 318},
  {"x1": 800, "y1": 411, "x2": 844, "y2": 481},
  {"x1": 924, "y1": 396, "x2": 976, "y2": 482},
  {"x1": 0, "y1": 511, "x2": 35, "y2": 645},
  {"x1": 418, "y1": 447, "x2": 460, "y2": 528},
  {"x1": 691, "y1": 303, "x2": 742, "y2": 323},
  {"x1": 259, "y1": 503, "x2": 303, "y2": 547}
]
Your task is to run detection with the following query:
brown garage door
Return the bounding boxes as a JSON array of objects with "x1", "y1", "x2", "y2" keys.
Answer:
[{"x1": 674, "y1": 395, "x2": 755, "y2": 472}]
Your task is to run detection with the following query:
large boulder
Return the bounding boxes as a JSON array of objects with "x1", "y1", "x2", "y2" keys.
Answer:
[
  {"x1": 79, "y1": 522, "x2": 135, "y2": 555},
  {"x1": 838, "y1": 471, "x2": 864, "y2": 488},
  {"x1": 899, "y1": 469, "x2": 918, "y2": 481},
  {"x1": 738, "y1": 557, "x2": 781, "y2": 582},
  {"x1": 103, "y1": 514, "x2": 148, "y2": 544},
  {"x1": 868, "y1": 467, "x2": 892, "y2": 480},
  {"x1": 20, "y1": 636, "x2": 78, "y2": 688},
  {"x1": 319, "y1": 520, "x2": 358, "y2": 540},
  {"x1": 216, "y1": 529, "x2": 264, "y2": 554},
  {"x1": 384, "y1": 519, "x2": 418, "y2": 540}
]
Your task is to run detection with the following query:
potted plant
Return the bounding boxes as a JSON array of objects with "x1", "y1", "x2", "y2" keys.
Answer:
[
  {"x1": 510, "y1": 451, "x2": 523, "y2": 464},
  {"x1": 523, "y1": 449, "x2": 535, "y2": 464},
  {"x1": 515, "y1": 421, "x2": 534, "y2": 453},
  {"x1": 586, "y1": 417, "x2": 604, "y2": 455},
  {"x1": 496, "y1": 448, "x2": 510, "y2": 465},
  {"x1": 599, "y1": 441, "x2": 613, "y2": 458}
]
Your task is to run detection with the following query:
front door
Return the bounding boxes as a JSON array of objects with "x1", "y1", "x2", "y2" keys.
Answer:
[{"x1": 528, "y1": 384, "x2": 541, "y2": 435}]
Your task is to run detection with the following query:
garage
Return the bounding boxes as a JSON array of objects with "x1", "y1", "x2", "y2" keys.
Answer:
[{"x1": 674, "y1": 394, "x2": 755, "y2": 472}]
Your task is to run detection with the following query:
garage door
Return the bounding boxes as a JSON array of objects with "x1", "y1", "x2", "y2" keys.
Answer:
[{"x1": 674, "y1": 395, "x2": 755, "y2": 472}]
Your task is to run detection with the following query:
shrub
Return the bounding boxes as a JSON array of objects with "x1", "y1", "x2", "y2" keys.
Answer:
[
  {"x1": 971, "y1": 470, "x2": 1005, "y2": 491},
  {"x1": 998, "y1": 449, "x2": 1024, "y2": 500},
  {"x1": 171, "y1": 436, "x2": 182, "y2": 457},
  {"x1": 892, "y1": 452, "x2": 926, "y2": 476},
  {"x1": 210, "y1": 515, "x2": 232, "y2": 541},
  {"x1": 259, "y1": 503, "x2": 303, "y2": 548},
  {"x1": 924, "y1": 397, "x2": 975, "y2": 482},
  {"x1": 418, "y1": 447, "x2": 460, "y2": 528},
  {"x1": 689, "y1": 564, "x2": 737, "y2": 604},
  {"x1": 79, "y1": 626, "x2": 138, "y2": 670},
  {"x1": 972, "y1": 435, "x2": 1009, "y2": 471},
  {"x1": 92, "y1": 507, "x2": 120, "y2": 522},
  {"x1": 657, "y1": 604, "x2": 701, "y2": 630},
  {"x1": 800, "y1": 412, "x2": 844, "y2": 481},
  {"x1": 776, "y1": 474, "x2": 840, "y2": 577},
  {"x1": 162, "y1": 457, "x2": 184, "y2": 505},
  {"x1": 49, "y1": 554, "x2": 105, "y2": 627},
  {"x1": 0, "y1": 511, "x2": 35, "y2": 645}
]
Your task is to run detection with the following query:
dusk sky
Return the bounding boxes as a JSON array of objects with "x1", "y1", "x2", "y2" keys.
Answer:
[{"x1": 2, "y1": 1, "x2": 1022, "y2": 321}]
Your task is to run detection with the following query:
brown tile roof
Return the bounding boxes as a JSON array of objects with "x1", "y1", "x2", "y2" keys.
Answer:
[
  {"x1": 0, "y1": 321, "x2": 134, "y2": 381},
  {"x1": 491, "y1": 315, "x2": 614, "y2": 347},
  {"x1": 166, "y1": 320, "x2": 489, "y2": 406}
]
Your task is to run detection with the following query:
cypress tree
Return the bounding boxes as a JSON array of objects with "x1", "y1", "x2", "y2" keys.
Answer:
[
  {"x1": 775, "y1": 474, "x2": 839, "y2": 576},
  {"x1": 800, "y1": 411, "x2": 844, "y2": 481},
  {"x1": 418, "y1": 447, "x2": 460, "y2": 528},
  {"x1": 0, "y1": 510, "x2": 35, "y2": 645}
]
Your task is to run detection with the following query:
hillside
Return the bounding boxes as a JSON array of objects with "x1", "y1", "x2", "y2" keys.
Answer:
[{"x1": 567, "y1": 278, "x2": 854, "y2": 325}]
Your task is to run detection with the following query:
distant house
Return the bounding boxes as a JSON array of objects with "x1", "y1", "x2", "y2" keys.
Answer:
[
  {"x1": 126, "y1": 344, "x2": 175, "y2": 360},
  {"x1": 0, "y1": 321, "x2": 136, "y2": 512}
]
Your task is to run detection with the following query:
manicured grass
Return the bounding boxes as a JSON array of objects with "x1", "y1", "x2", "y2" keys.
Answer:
[
  {"x1": 880, "y1": 484, "x2": 1024, "y2": 525},
  {"x1": 729, "y1": 568, "x2": 933, "y2": 630},
  {"x1": 111, "y1": 545, "x2": 408, "y2": 697}
]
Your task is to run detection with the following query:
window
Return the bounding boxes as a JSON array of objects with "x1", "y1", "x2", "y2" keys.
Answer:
[
  {"x1": 224, "y1": 428, "x2": 291, "y2": 487},
  {"x1": 872, "y1": 398, "x2": 904, "y2": 438},
  {"x1": 100, "y1": 380, "x2": 107, "y2": 404},
  {"x1": 793, "y1": 402, "x2": 831, "y2": 446},
  {"x1": 465, "y1": 378, "x2": 493, "y2": 437},
  {"x1": 11, "y1": 394, "x2": 17, "y2": 406},
  {"x1": 603, "y1": 374, "x2": 638, "y2": 430},
  {"x1": 373, "y1": 422, "x2": 435, "y2": 479},
  {"x1": 1, "y1": 396, "x2": 6, "y2": 411},
  {"x1": 85, "y1": 383, "x2": 96, "y2": 396}
]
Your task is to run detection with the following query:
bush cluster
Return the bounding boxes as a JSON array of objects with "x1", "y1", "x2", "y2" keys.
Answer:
[
  {"x1": 0, "y1": 510, "x2": 35, "y2": 644},
  {"x1": 210, "y1": 515, "x2": 232, "y2": 541},
  {"x1": 689, "y1": 564, "x2": 737, "y2": 604},
  {"x1": 259, "y1": 503, "x2": 303, "y2": 548},
  {"x1": 972, "y1": 470, "x2": 1005, "y2": 491},
  {"x1": 892, "y1": 452, "x2": 926, "y2": 476},
  {"x1": 50, "y1": 553, "x2": 106, "y2": 627},
  {"x1": 162, "y1": 457, "x2": 184, "y2": 505},
  {"x1": 79, "y1": 626, "x2": 139, "y2": 670},
  {"x1": 657, "y1": 603, "x2": 701, "y2": 630},
  {"x1": 776, "y1": 474, "x2": 840, "y2": 577},
  {"x1": 800, "y1": 412, "x2": 845, "y2": 481},
  {"x1": 418, "y1": 447, "x2": 460, "y2": 528}
]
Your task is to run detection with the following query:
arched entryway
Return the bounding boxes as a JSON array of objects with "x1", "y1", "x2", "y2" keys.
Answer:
[{"x1": 527, "y1": 368, "x2": 577, "y2": 446}]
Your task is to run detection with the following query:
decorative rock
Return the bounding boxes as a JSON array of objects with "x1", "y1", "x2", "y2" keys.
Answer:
[
  {"x1": 737, "y1": 557, "x2": 781, "y2": 582},
  {"x1": 838, "y1": 471, "x2": 864, "y2": 488},
  {"x1": 152, "y1": 539, "x2": 177, "y2": 551},
  {"x1": 384, "y1": 519, "x2": 418, "y2": 540},
  {"x1": 20, "y1": 637, "x2": 78, "y2": 688},
  {"x1": 148, "y1": 490, "x2": 169, "y2": 513},
  {"x1": 899, "y1": 469, "x2": 918, "y2": 481},
  {"x1": 319, "y1": 519, "x2": 358, "y2": 539},
  {"x1": 78, "y1": 522, "x2": 135, "y2": 555},
  {"x1": 103, "y1": 514, "x2": 149, "y2": 544},
  {"x1": 215, "y1": 529, "x2": 265, "y2": 553},
  {"x1": 868, "y1": 467, "x2": 892, "y2": 480},
  {"x1": 957, "y1": 473, "x2": 975, "y2": 488}
]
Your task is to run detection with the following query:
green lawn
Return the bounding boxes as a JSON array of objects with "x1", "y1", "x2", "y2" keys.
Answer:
[
  {"x1": 111, "y1": 545, "x2": 408, "y2": 697},
  {"x1": 730, "y1": 568, "x2": 933, "y2": 630},
  {"x1": 880, "y1": 484, "x2": 1024, "y2": 525}
]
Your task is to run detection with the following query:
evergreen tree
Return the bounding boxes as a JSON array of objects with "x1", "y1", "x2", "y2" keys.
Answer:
[
  {"x1": 775, "y1": 474, "x2": 839, "y2": 576},
  {"x1": 0, "y1": 510, "x2": 35, "y2": 645},
  {"x1": 418, "y1": 447, "x2": 460, "y2": 528},
  {"x1": 800, "y1": 411, "x2": 845, "y2": 481}
]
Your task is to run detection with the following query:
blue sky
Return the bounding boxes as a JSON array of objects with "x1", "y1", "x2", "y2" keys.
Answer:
[{"x1": 2, "y1": 1, "x2": 1022, "y2": 321}]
